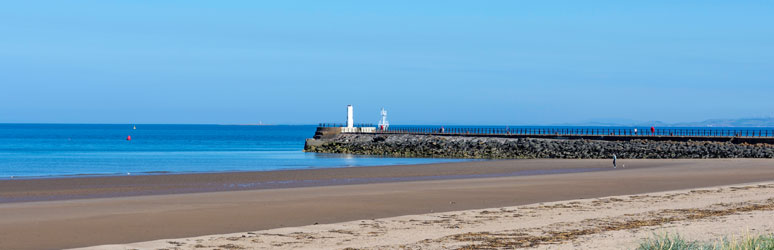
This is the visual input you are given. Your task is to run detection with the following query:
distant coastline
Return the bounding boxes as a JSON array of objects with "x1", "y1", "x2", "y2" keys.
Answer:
[{"x1": 3, "y1": 116, "x2": 774, "y2": 127}]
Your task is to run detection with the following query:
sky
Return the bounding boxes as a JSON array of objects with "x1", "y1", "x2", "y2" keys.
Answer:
[{"x1": 1, "y1": 1, "x2": 772, "y2": 125}]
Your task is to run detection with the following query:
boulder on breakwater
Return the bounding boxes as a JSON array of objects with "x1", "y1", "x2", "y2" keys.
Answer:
[{"x1": 304, "y1": 133, "x2": 774, "y2": 159}]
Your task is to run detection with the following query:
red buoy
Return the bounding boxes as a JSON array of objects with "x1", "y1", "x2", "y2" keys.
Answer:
[{"x1": 127, "y1": 135, "x2": 132, "y2": 141}]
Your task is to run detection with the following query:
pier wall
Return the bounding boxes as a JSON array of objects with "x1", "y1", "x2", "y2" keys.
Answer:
[{"x1": 304, "y1": 133, "x2": 774, "y2": 159}]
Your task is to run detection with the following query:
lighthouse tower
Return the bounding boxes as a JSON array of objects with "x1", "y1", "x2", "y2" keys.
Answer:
[
  {"x1": 339, "y1": 105, "x2": 375, "y2": 133},
  {"x1": 378, "y1": 108, "x2": 389, "y2": 131},
  {"x1": 346, "y1": 105, "x2": 354, "y2": 128}
]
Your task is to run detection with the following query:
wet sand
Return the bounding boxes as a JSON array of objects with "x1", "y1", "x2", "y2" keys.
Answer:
[
  {"x1": 1, "y1": 159, "x2": 774, "y2": 249},
  {"x1": 1, "y1": 159, "x2": 613, "y2": 203}
]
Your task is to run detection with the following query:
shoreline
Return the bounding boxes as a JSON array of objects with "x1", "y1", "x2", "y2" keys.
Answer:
[
  {"x1": 0, "y1": 154, "x2": 478, "y2": 181},
  {"x1": 0, "y1": 152, "x2": 470, "y2": 180},
  {"x1": 2, "y1": 159, "x2": 774, "y2": 249}
]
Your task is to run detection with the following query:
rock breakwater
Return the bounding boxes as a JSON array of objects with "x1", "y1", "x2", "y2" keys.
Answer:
[{"x1": 304, "y1": 133, "x2": 774, "y2": 159}]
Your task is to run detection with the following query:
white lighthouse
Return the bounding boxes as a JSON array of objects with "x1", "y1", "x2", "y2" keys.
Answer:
[
  {"x1": 346, "y1": 105, "x2": 354, "y2": 128},
  {"x1": 378, "y1": 108, "x2": 389, "y2": 131},
  {"x1": 340, "y1": 105, "x2": 375, "y2": 133}
]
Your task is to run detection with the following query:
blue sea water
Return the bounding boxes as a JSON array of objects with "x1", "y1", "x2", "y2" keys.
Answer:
[
  {"x1": 0, "y1": 124, "x2": 467, "y2": 178},
  {"x1": 2, "y1": 124, "x2": 771, "y2": 179}
]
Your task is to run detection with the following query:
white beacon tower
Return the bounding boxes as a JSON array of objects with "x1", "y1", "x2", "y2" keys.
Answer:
[
  {"x1": 378, "y1": 108, "x2": 389, "y2": 131},
  {"x1": 346, "y1": 105, "x2": 354, "y2": 128}
]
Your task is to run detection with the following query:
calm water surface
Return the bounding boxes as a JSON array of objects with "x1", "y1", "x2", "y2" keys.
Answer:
[
  {"x1": 4, "y1": 124, "x2": 769, "y2": 179},
  {"x1": 0, "y1": 124, "x2": 466, "y2": 178}
]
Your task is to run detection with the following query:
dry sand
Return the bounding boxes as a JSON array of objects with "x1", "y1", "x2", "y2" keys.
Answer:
[
  {"x1": 77, "y1": 181, "x2": 774, "y2": 250},
  {"x1": 1, "y1": 159, "x2": 773, "y2": 249}
]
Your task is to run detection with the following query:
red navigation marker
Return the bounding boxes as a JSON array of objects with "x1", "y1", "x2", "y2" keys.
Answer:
[{"x1": 127, "y1": 135, "x2": 132, "y2": 141}]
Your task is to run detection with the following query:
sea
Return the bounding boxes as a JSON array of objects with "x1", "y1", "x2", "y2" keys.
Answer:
[
  {"x1": 0, "y1": 124, "x2": 467, "y2": 179},
  {"x1": 2, "y1": 124, "x2": 772, "y2": 179}
]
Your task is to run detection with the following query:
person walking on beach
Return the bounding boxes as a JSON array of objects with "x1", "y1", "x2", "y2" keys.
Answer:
[{"x1": 613, "y1": 154, "x2": 617, "y2": 168}]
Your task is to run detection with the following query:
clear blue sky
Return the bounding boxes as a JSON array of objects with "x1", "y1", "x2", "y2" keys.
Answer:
[{"x1": 1, "y1": 1, "x2": 772, "y2": 125}]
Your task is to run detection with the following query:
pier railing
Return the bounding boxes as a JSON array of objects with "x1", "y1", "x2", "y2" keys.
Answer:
[{"x1": 374, "y1": 127, "x2": 774, "y2": 138}]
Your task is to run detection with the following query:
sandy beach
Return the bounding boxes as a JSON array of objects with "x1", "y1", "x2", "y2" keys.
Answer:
[
  {"x1": 2, "y1": 159, "x2": 774, "y2": 249},
  {"x1": 78, "y1": 181, "x2": 774, "y2": 250}
]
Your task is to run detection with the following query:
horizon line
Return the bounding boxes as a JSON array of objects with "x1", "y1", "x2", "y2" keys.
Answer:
[{"x1": 1, "y1": 122, "x2": 773, "y2": 128}]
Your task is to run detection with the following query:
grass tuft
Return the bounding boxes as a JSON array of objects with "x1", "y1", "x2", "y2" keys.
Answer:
[
  {"x1": 637, "y1": 233, "x2": 774, "y2": 250},
  {"x1": 638, "y1": 233, "x2": 696, "y2": 250}
]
